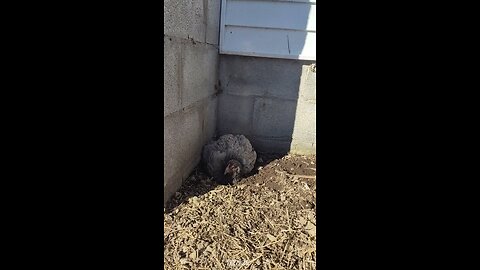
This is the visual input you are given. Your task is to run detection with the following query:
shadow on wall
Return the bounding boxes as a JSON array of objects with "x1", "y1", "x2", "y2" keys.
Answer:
[
  {"x1": 216, "y1": 1, "x2": 316, "y2": 155},
  {"x1": 217, "y1": 56, "x2": 315, "y2": 155}
]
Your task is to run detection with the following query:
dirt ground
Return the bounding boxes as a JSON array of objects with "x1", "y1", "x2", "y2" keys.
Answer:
[{"x1": 164, "y1": 154, "x2": 317, "y2": 269}]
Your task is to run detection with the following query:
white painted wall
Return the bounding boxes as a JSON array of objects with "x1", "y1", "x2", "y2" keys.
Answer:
[{"x1": 220, "y1": 0, "x2": 316, "y2": 60}]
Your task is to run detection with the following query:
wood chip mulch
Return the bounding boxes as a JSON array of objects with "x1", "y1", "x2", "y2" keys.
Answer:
[{"x1": 164, "y1": 154, "x2": 317, "y2": 270}]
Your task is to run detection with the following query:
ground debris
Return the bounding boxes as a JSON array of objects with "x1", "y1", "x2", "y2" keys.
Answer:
[{"x1": 164, "y1": 154, "x2": 317, "y2": 270}]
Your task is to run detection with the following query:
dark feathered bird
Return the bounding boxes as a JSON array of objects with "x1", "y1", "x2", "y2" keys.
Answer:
[{"x1": 202, "y1": 134, "x2": 257, "y2": 185}]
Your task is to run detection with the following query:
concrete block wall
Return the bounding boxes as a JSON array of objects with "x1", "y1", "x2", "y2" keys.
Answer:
[
  {"x1": 164, "y1": 0, "x2": 221, "y2": 205},
  {"x1": 218, "y1": 55, "x2": 316, "y2": 155},
  {"x1": 290, "y1": 64, "x2": 316, "y2": 155}
]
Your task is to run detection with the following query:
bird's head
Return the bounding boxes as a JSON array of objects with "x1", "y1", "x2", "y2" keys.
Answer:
[{"x1": 224, "y1": 159, "x2": 242, "y2": 183}]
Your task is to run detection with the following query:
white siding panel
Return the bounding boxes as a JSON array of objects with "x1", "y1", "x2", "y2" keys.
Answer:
[
  {"x1": 222, "y1": 26, "x2": 316, "y2": 60},
  {"x1": 225, "y1": 0, "x2": 316, "y2": 31},
  {"x1": 220, "y1": 0, "x2": 316, "y2": 60},
  {"x1": 237, "y1": 0, "x2": 316, "y2": 3}
]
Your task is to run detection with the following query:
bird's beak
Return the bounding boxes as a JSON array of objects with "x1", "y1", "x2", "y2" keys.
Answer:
[{"x1": 224, "y1": 166, "x2": 231, "y2": 175}]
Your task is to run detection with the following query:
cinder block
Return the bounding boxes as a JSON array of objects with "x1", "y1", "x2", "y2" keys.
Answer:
[
  {"x1": 164, "y1": 37, "x2": 181, "y2": 117},
  {"x1": 217, "y1": 94, "x2": 254, "y2": 136},
  {"x1": 292, "y1": 131, "x2": 316, "y2": 145},
  {"x1": 292, "y1": 101, "x2": 316, "y2": 139},
  {"x1": 290, "y1": 141, "x2": 316, "y2": 155},
  {"x1": 249, "y1": 137, "x2": 291, "y2": 154},
  {"x1": 218, "y1": 56, "x2": 267, "y2": 97},
  {"x1": 163, "y1": 98, "x2": 217, "y2": 204},
  {"x1": 164, "y1": 167, "x2": 183, "y2": 206},
  {"x1": 291, "y1": 99, "x2": 316, "y2": 154},
  {"x1": 219, "y1": 55, "x2": 307, "y2": 100},
  {"x1": 164, "y1": 101, "x2": 213, "y2": 204},
  {"x1": 164, "y1": 0, "x2": 205, "y2": 43},
  {"x1": 252, "y1": 97, "x2": 297, "y2": 138},
  {"x1": 203, "y1": 97, "x2": 217, "y2": 142},
  {"x1": 181, "y1": 43, "x2": 218, "y2": 108},
  {"x1": 299, "y1": 64, "x2": 317, "y2": 102},
  {"x1": 164, "y1": 108, "x2": 200, "y2": 184},
  {"x1": 206, "y1": 0, "x2": 221, "y2": 45},
  {"x1": 291, "y1": 131, "x2": 316, "y2": 154},
  {"x1": 164, "y1": 154, "x2": 200, "y2": 206}
]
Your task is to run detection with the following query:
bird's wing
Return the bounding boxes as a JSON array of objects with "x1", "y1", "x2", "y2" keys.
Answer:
[
  {"x1": 227, "y1": 135, "x2": 257, "y2": 174},
  {"x1": 206, "y1": 150, "x2": 227, "y2": 179}
]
